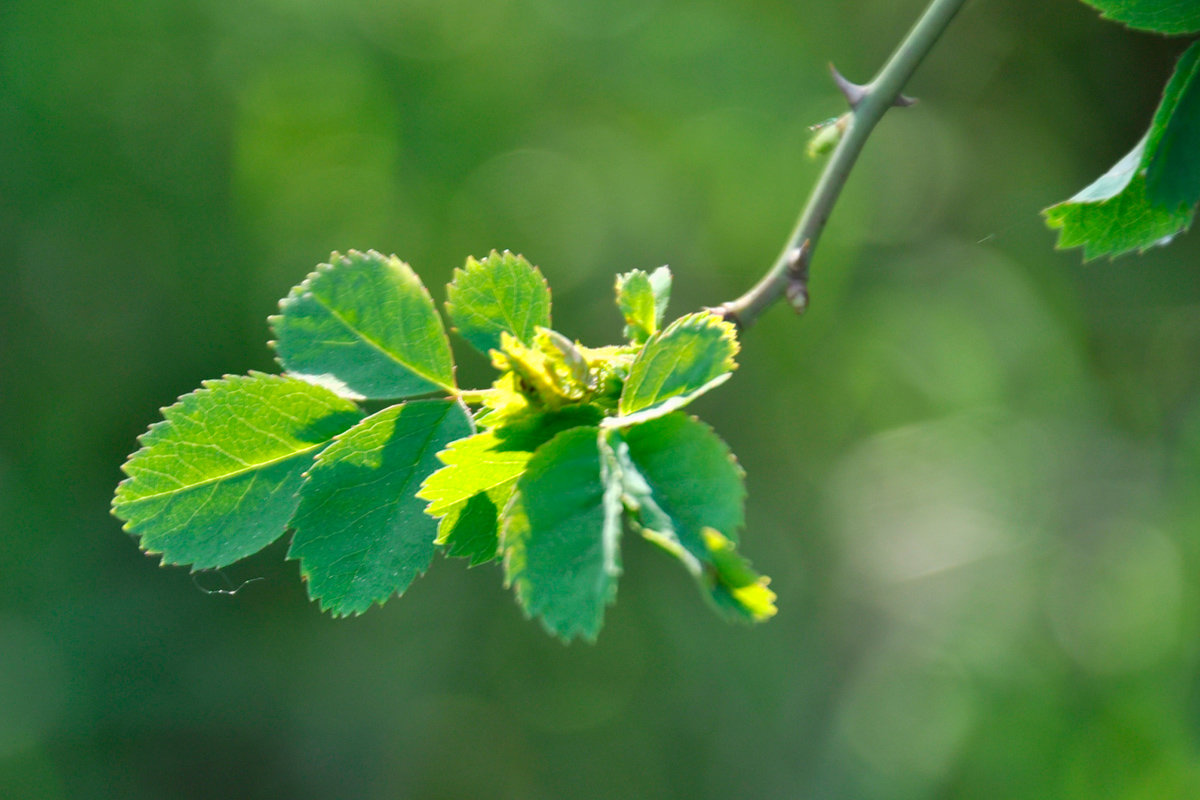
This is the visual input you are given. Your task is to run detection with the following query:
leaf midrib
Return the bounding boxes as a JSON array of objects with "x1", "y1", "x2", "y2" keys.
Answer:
[
  {"x1": 118, "y1": 440, "x2": 327, "y2": 507},
  {"x1": 312, "y1": 291, "x2": 453, "y2": 393}
]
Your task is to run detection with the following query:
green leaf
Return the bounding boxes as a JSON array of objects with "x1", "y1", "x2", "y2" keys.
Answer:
[
  {"x1": 612, "y1": 413, "x2": 745, "y2": 560},
  {"x1": 432, "y1": 492, "x2": 502, "y2": 566},
  {"x1": 288, "y1": 399, "x2": 473, "y2": 615},
  {"x1": 271, "y1": 250, "x2": 456, "y2": 400},
  {"x1": 1043, "y1": 135, "x2": 1195, "y2": 259},
  {"x1": 1077, "y1": 0, "x2": 1200, "y2": 34},
  {"x1": 603, "y1": 415, "x2": 770, "y2": 623},
  {"x1": 1044, "y1": 42, "x2": 1200, "y2": 258},
  {"x1": 1145, "y1": 41, "x2": 1200, "y2": 211},
  {"x1": 445, "y1": 250, "x2": 551, "y2": 356},
  {"x1": 615, "y1": 266, "x2": 671, "y2": 344},
  {"x1": 112, "y1": 373, "x2": 362, "y2": 570},
  {"x1": 502, "y1": 426, "x2": 622, "y2": 642},
  {"x1": 614, "y1": 312, "x2": 739, "y2": 423},
  {"x1": 418, "y1": 406, "x2": 602, "y2": 565}
]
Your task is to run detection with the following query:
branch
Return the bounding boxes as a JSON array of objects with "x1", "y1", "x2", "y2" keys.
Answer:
[{"x1": 711, "y1": 0, "x2": 970, "y2": 327}]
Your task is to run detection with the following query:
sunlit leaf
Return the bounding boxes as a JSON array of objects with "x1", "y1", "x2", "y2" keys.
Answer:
[
  {"x1": 112, "y1": 373, "x2": 362, "y2": 569},
  {"x1": 418, "y1": 407, "x2": 602, "y2": 565},
  {"x1": 615, "y1": 312, "x2": 738, "y2": 423},
  {"x1": 271, "y1": 249, "x2": 456, "y2": 399},
  {"x1": 289, "y1": 399, "x2": 472, "y2": 615},
  {"x1": 502, "y1": 426, "x2": 622, "y2": 642},
  {"x1": 445, "y1": 250, "x2": 551, "y2": 355}
]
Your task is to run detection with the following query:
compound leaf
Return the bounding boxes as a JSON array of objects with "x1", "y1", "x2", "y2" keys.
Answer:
[
  {"x1": 418, "y1": 406, "x2": 601, "y2": 565},
  {"x1": 289, "y1": 398, "x2": 472, "y2": 616},
  {"x1": 271, "y1": 250, "x2": 456, "y2": 400},
  {"x1": 1077, "y1": 0, "x2": 1200, "y2": 34},
  {"x1": 502, "y1": 426, "x2": 622, "y2": 642},
  {"x1": 615, "y1": 266, "x2": 671, "y2": 344},
  {"x1": 446, "y1": 250, "x2": 551, "y2": 356},
  {"x1": 1145, "y1": 40, "x2": 1200, "y2": 211},
  {"x1": 112, "y1": 372, "x2": 362, "y2": 570},
  {"x1": 615, "y1": 312, "x2": 738, "y2": 423}
]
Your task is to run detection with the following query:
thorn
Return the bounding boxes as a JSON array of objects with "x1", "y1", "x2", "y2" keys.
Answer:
[
  {"x1": 829, "y1": 63, "x2": 918, "y2": 109},
  {"x1": 829, "y1": 63, "x2": 867, "y2": 108},
  {"x1": 785, "y1": 240, "x2": 812, "y2": 278}
]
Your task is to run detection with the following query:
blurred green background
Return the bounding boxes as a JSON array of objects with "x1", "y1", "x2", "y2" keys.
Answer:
[{"x1": 4, "y1": 0, "x2": 1200, "y2": 796}]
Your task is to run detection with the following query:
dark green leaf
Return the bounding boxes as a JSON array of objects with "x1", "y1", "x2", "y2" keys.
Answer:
[
  {"x1": 604, "y1": 416, "x2": 770, "y2": 623},
  {"x1": 612, "y1": 412, "x2": 745, "y2": 560},
  {"x1": 502, "y1": 427, "x2": 622, "y2": 642},
  {"x1": 1146, "y1": 41, "x2": 1200, "y2": 211},
  {"x1": 112, "y1": 373, "x2": 362, "y2": 570},
  {"x1": 271, "y1": 250, "x2": 456, "y2": 400},
  {"x1": 1044, "y1": 42, "x2": 1200, "y2": 258},
  {"x1": 289, "y1": 399, "x2": 472, "y2": 615},
  {"x1": 1043, "y1": 136, "x2": 1194, "y2": 259},
  {"x1": 615, "y1": 266, "x2": 671, "y2": 344},
  {"x1": 445, "y1": 250, "x2": 551, "y2": 355},
  {"x1": 418, "y1": 407, "x2": 601, "y2": 565},
  {"x1": 615, "y1": 312, "x2": 738, "y2": 424},
  {"x1": 1077, "y1": 0, "x2": 1200, "y2": 34}
]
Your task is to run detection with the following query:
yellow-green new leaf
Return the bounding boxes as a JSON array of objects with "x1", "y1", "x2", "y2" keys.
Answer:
[
  {"x1": 702, "y1": 528, "x2": 777, "y2": 623},
  {"x1": 418, "y1": 407, "x2": 601, "y2": 565},
  {"x1": 112, "y1": 373, "x2": 363, "y2": 570},
  {"x1": 615, "y1": 266, "x2": 671, "y2": 344},
  {"x1": 289, "y1": 399, "x2": 472, "y2": 616},
  {"x1": 271, "y1": 250, "x2": 456, "y2": 400}
]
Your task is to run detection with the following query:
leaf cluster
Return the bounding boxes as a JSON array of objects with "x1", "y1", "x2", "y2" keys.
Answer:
[
  {"x1": 1045, "y1": 5, "x2": 1200, "y2": 258},
  {"x1": 113, "y1": 250, "x2": 773, "y2": 641}
]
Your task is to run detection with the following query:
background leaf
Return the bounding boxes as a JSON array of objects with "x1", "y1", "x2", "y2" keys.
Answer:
[
  {"x1": 616, "y1": 312, "x2": 739, "y2": 420},
  {"x1": 271, "y1": 249, "x2": 456, "y2": 399},
  {"x1": 1077, "y1": 0, "x2": 1200, "y2": 34},
  {"x1": 1044, "y1": 136, "x2": 1195, "y2": 259},
  {"x1": 445, "y1": 250, "x2": 551, "y2": 355},
  {"x1": 418, "y1": 406, "x2": 601, "y2": 565},
  {"x1": 502, "y1": 426, "x2": 622, "y2": 642},
  {"x1": 289, "y1": 399, "x2": 472, "y2": 615},
  {"x1": 112, "y1": 373, "x2": 362, "y2": 569},
  {"x1": 1145, "y1": 41, "x2": 1200, "y2": 211}
]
